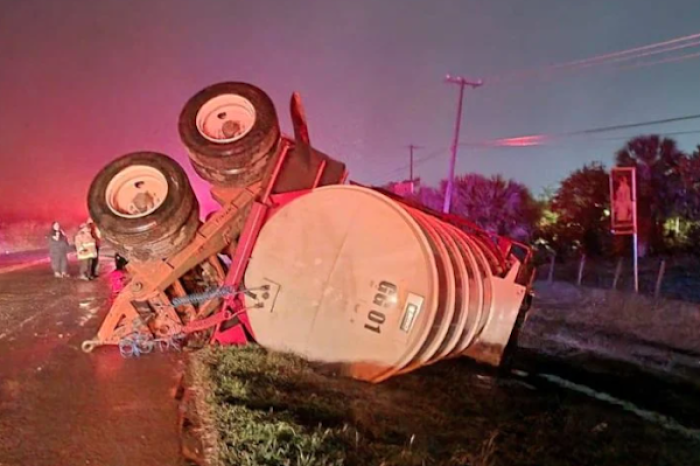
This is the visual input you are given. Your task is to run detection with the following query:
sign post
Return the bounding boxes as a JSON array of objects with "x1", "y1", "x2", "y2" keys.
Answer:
[{"x1": 609, "y1": 167, "x2": 638, "y2": 292}]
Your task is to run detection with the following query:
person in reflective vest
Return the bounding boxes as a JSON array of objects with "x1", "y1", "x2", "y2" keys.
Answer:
[
  {"x1": 75, "y1": 223, "x2": 98, "y2": 280},
  {"x1": 86, "y1": 218, "x2": 102, "y2": 277}
]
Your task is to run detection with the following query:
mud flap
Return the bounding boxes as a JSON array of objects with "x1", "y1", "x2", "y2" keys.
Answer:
[
  {"x1": 498, "y1": 292, "x2": 533, "y2": 375},
  {"x1": 271, "y1": 92, "x2": 346, "y2": 194},
  {"x1": 462, "y1": 262, "x2": 528, "y2": 367}
]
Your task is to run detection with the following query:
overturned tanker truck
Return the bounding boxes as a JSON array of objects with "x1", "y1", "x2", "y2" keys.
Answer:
[{"x1": 82, "y1": 81, "x2": 536, "y2": 383}]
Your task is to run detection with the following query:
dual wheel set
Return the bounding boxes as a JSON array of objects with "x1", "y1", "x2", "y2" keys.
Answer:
[{"x1": 88, "y1": 82, "x2": 281, "y2": 262}]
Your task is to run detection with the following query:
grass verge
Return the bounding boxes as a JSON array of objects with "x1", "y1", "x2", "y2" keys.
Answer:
[{"x1": 185, "y1": 345, "x2": 700, "y2": 466}]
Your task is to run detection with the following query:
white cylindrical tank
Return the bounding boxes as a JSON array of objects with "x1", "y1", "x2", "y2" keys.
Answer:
[{"x1": 243, "y1": 185, "x2": 527, "y2": 382}]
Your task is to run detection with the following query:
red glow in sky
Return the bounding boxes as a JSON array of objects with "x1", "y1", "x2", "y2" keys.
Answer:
[
  {"x1": 490, "y1": 135, "x2": 550, "y2": 147},
  {"x1": 2, "y1": 0, "x2": 700, "y2": 223}
]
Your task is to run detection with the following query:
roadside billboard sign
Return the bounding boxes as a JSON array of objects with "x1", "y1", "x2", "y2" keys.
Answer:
[{"x1": 609, "y1": 167, "x2": 637, "y2": 235}]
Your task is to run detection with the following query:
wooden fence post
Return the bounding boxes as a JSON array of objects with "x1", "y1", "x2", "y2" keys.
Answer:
[
  {"x1": 612, "y1": 257, "x2": 623, "y2": 290},
  {"x1": 654, "y1": 259, "x2": 666, "y2": 299},
  {"x1": 577, "y1": 254, "x2": 586, "y2": 286}
]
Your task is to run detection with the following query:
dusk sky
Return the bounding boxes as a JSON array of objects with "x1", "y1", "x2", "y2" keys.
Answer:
[{"x1": 2, "y1": 0, "x2": 700, "y2": 221}]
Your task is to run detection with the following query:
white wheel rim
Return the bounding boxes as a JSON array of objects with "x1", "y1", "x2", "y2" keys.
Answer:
[
  {"x1": 195, "y1": 94, "x2": 256, "y2": 144},
  {"x1": 105, "y1": 165, "x2": 169, "y2": 219}
]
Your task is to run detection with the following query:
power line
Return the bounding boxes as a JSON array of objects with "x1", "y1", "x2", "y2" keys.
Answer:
[
  {"x1": 569, "y1": 39, "x2": 700, "y2": 72},
  {"x1": 403, "y1": 127, "x2": 700, "y2": 169},
  {"x1": 489, "y1": 31, "x2": 700, "y2": 83},
  {"x1": 374, "y1": 35, "x2": 700, "y2": 187},
  {"x1": 466, "y1": 129, "x2": 700, "y2": 147},
  {"x1": 614, "y1": 128, "x2": 700, "y2": 138},
  {"x1": 461, "y1": 113, "x2": 700, "y2": 149},
  {"x1": 597, "y1": 129, "x2": 700, "y2": 142},
  {"x1": 491, "y1": 33, "x2": 700, "y2": 82},
  {"x1": 574, "y1": 113, "x2": 700, "y2": 135},
  {"x1": 549, "y1": 32, "x2": 700, "y2": 68},
  {"x1": 616, "y1": 50, "x2": 700, "y2": 72},
  {"x1": 376, "y1": 115, "x2": 700, "y2": 183}
]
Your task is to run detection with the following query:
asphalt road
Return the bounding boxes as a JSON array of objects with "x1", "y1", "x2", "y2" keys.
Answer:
[
  {"x1": 0, "y1": 259, "x2": 186, "y2": 466},
  {"x1": 0, "y1": 250, "x2": 50, "y2": 269}
]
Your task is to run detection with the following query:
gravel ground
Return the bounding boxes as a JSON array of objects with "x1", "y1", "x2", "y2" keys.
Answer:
[{"x1": 520, "y1": 280, "x2": 700, "y2": 385}]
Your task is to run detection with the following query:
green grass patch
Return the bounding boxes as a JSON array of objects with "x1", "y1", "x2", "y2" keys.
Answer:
[{"x1": 194, "y1": 345, "x2": 700, "y2": 466}]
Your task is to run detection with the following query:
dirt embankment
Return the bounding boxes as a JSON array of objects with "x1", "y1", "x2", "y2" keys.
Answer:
[{"x1": 520, "y1": 280, "x2": 700, "y2": 383}]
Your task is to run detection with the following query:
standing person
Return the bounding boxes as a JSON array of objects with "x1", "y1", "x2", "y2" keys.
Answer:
[
  {"x1": 75, "y1": 223, "x2": 98, "y2": 280},
  {"x1": 48, "y1": 221, "x2": 70, "y2": 278},
  {"x1": 86, "y1": 218, "x2": 102, "y2": 277}
]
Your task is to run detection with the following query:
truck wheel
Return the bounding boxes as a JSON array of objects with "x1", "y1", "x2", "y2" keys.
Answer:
[
  {"x1": 117, "y1": 206, "x2": 201, "y2": 262},
  {"x1": 88, "y1": 152, "x2": 200, "y2": 262},
  {"x1": 178, "y1": 82, "x2": 280, "y2": 187}
]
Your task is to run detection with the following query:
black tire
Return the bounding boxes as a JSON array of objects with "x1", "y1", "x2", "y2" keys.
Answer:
[
  {"x1": 178, "y1": 82, "x2": 280, "y2": 187},
  {"x1": 189, "y1": 139, "x2": 279, "y2": 187},
  {"x1": 113, "y1": 201, "x2": 201, "y2": 262},
  {"x1": 88, "y1": 151, "x2": 200, "y2": 262}
]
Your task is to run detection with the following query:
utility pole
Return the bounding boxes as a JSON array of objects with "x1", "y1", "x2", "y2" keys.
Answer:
[
  {"x1": 442, "y1": 74, "x2": 483, "y2": 214},
  {"x1": 407, "y1": 144, "x2": 422, "y2": 182}
]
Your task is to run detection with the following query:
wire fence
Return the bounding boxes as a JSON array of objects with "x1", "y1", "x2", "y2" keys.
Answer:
[{"x1": 536, "y1": 255, "x2": 700, "y2": 304}]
